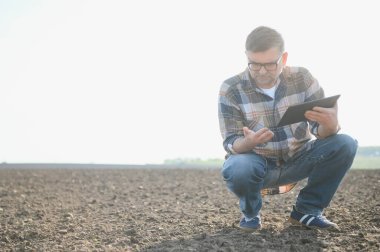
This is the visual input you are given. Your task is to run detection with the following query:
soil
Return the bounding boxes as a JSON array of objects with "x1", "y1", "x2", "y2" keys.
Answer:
[{"x1": 0, "y1": 167, "x2": 379, "y2": 251}]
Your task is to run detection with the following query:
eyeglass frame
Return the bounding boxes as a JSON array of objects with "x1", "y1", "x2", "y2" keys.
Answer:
[{"x1": 247, "y1": 55, "x2": 283, "y2": 72}]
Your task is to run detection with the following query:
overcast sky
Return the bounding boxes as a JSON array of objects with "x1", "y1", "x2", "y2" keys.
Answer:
[{"x1": 0, "y1": 0, "x2": 379, "y2": 164}]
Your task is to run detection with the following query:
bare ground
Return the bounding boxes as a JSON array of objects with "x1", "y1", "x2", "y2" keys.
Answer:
[{"x1": 0, "y1": 168, "x2": 379, "y2": 251}]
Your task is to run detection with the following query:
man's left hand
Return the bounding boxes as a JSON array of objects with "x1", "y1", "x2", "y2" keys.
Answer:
[{"x1": 304, "y1": 103, "x2": 340, "y2": 138}]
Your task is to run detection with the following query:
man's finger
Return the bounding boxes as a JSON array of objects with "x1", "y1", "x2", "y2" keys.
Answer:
[
  {"x1": 312, "y1": 106, "x2": 325, "y2": 112},
  {"x1": 255, "y1": 128, "x2": 269, "y2": 135},
  {"x1": 305, "y1": 110, "x2": 324, "y2": 120},
  {"x1": 243, "y1": 127, "x2": 253, "y2": 137},
  {"x1": 312, "y1": 106, "x2": 335, "y2": 113},
  {"x1": 258, "y1": 130, "x2": 274, "y2": 142}
]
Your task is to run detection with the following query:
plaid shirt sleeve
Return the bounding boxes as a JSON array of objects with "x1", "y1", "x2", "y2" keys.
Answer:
[{"x1": 218, "y1": 81, "x2": 244, "y2": 154}]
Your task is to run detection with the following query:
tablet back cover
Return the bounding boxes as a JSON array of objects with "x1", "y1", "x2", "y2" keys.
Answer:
[{"x1": 277, "y1": 95, "x2": 340, "y2": 127}]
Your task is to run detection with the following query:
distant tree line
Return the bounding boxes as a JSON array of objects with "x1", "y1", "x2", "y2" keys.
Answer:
[
  {"x1": 164, "y1": 146, "x2": 380, "y2": 166},
  {"x1": 356, "y1": 146, "x2": 380, "y2": 157},
  {"x1": 163, "y1": 158, "x2": 223, "y2": 166}
]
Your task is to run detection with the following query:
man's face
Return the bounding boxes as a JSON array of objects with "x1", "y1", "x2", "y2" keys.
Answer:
[{"x1": 246, "y1": 47, "x2": 287, "y2": 88}]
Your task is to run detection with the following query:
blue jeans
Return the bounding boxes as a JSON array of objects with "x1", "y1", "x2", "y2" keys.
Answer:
[{"x1": 221, "y1": 134, "x2": 358, "y2": 218}]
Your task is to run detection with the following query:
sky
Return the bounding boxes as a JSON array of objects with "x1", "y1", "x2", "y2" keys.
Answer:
[{"x1": 0, "y1": 0, "x2": 379, "y2": 164}]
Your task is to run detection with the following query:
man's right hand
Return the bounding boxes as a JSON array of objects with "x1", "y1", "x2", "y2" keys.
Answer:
[
  {"x1": 243, "y1": 126, "x2": 274, "y2": 147},
  {"x1": 231, "y1": 126, "x2": 274, "y2": 154}
]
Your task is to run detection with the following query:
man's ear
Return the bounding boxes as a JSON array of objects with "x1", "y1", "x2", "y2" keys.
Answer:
[{"x1": 281, "y1": 52, "x2": 288, "y2": 65}]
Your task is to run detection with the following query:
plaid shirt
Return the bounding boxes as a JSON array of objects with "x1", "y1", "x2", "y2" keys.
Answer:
[{"x1": 218, "y1": 66, "x2": 324, "y2": 161}]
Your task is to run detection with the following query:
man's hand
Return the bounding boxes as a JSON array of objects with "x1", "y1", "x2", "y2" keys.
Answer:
[
  {"x1": 243, "y1": 127, "x2": 274, "y2": 146},
  {"x1": 304, "y1": 103, "x2": 340, "y2": 138},
  {"x1": 232, "y1": 127, "x2": 274, "y2": 154}
]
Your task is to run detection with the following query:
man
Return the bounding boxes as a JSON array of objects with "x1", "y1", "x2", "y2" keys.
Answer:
[{"x1": 218, "y1": 26, "x2": 357, "y2": 231}]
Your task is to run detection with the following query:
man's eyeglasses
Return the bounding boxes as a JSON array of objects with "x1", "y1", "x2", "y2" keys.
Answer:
[{"x1": 248, "y1": 56, "x2": 282, "y2": 72}]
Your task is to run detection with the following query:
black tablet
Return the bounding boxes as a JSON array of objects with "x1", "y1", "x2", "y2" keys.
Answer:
[{"x1": 277, "y1": 95, "x2": 340, "y2": 127}]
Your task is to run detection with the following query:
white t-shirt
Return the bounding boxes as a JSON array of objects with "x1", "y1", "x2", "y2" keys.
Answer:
[{"x1": 260, "y1": 85, "x2": 277, "y2": 99}]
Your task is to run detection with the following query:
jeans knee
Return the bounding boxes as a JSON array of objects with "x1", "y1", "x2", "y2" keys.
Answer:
[
  {"x1": 334, "y1": 134, "x2": 358, "y2": 157},
  {"x1": 221, "y1": 154, "x2": 266, "y2": 195}
]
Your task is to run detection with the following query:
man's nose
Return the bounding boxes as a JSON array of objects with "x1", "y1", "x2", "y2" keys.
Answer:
[{"x1": 258, "y1": 66, "x2": 267, "y2": 74}]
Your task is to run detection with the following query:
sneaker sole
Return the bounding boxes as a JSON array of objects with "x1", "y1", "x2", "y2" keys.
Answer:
[
  {"x1": 288, "y1": 217, "x2": 339, "y2": 231},
  {"x1": 239, "y1": 224, "x2": 262, "y2": 232}
]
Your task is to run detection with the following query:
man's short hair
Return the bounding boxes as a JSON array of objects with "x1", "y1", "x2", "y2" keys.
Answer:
[{"x1": 245, "y1": 26, "x2": 284, "y2": 53}]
